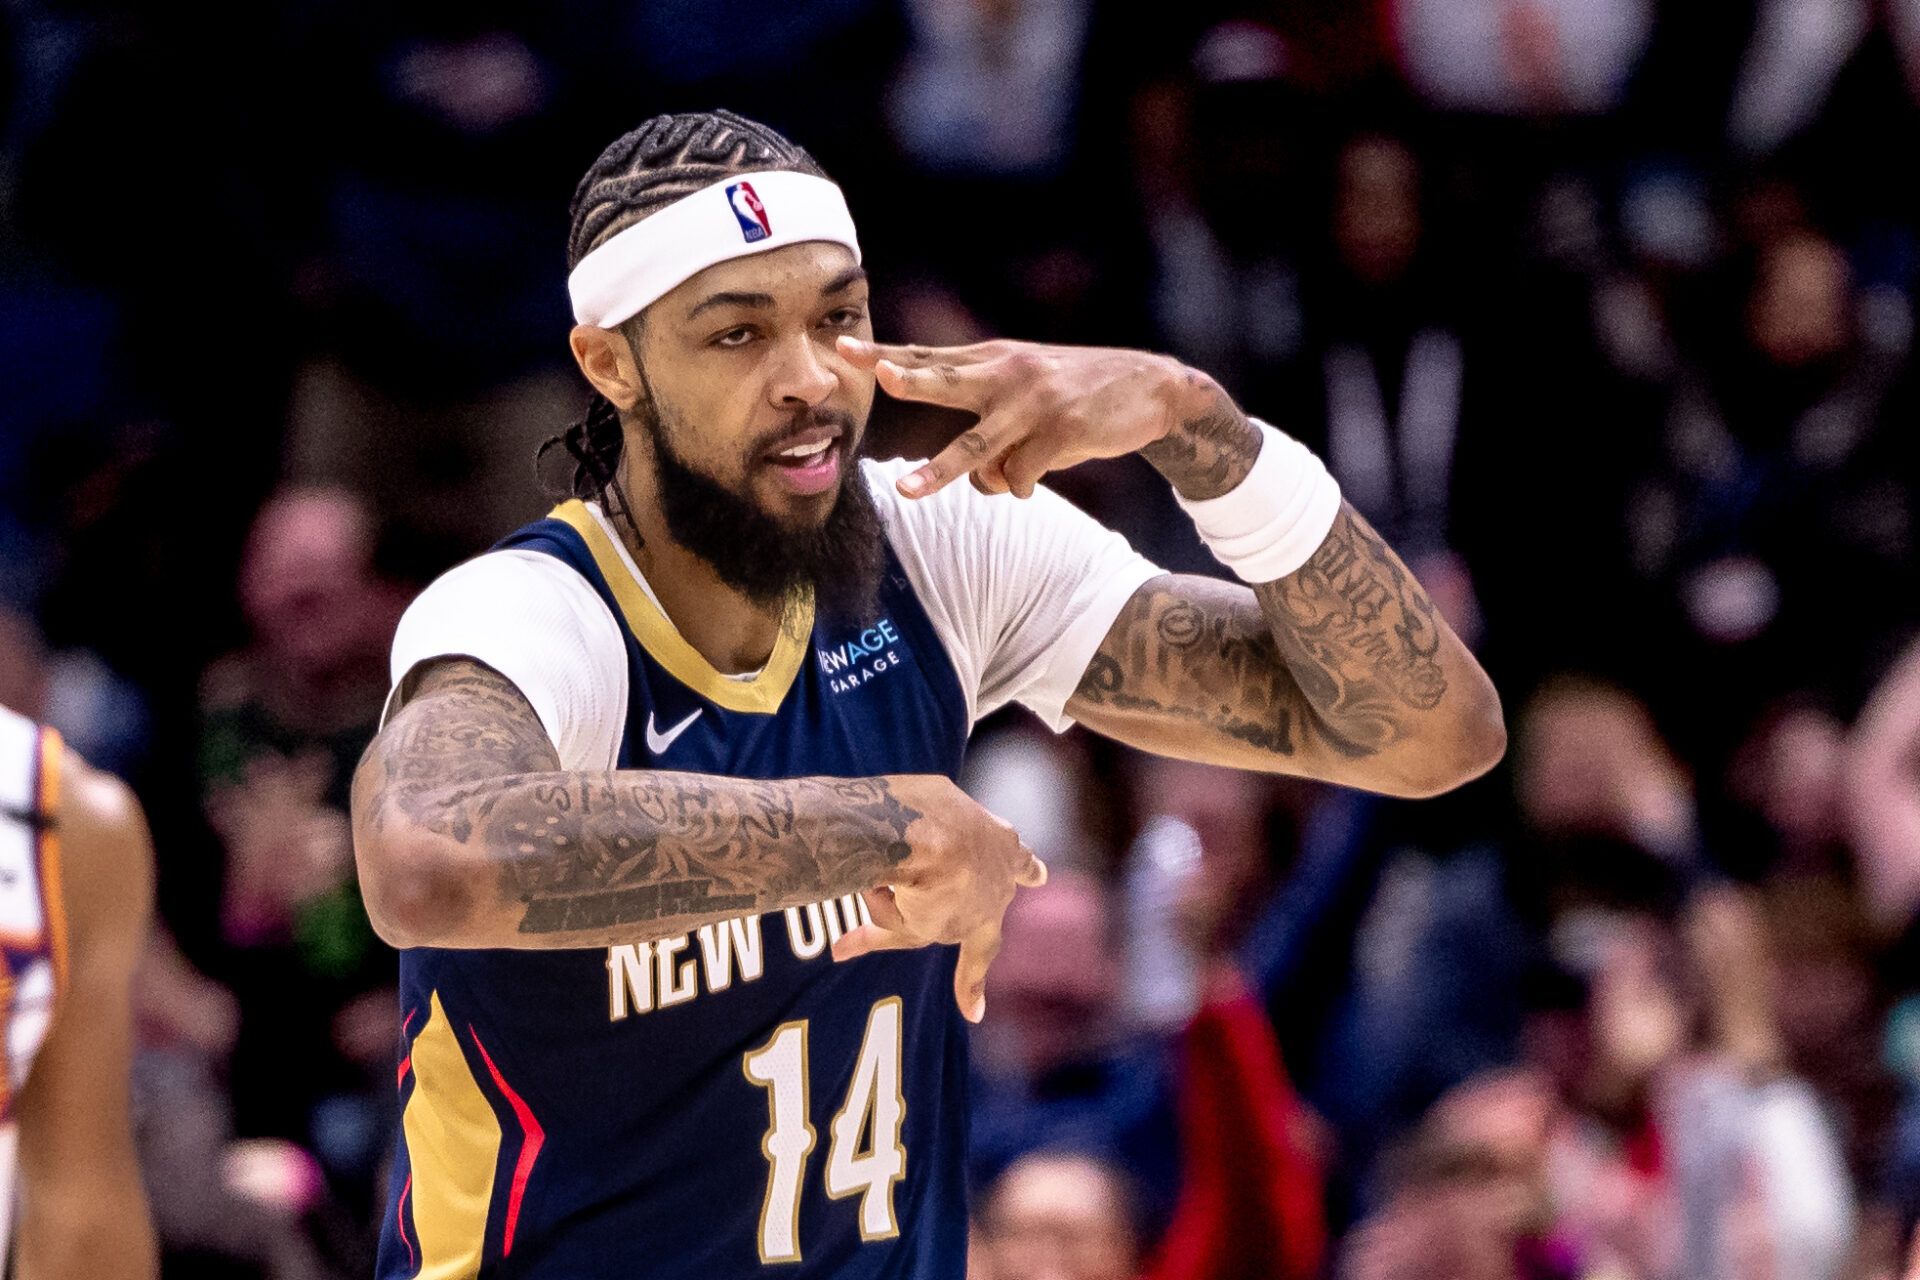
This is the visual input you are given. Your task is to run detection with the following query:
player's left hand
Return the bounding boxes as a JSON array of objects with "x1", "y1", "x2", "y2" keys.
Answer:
[{"x1": 837, "y1": 335, "x2": 1215, "y2": 499}]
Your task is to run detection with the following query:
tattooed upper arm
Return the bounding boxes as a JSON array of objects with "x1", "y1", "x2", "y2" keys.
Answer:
[
  {"x1": 362, "y1": 658, "x2": 561, "y2": 841},
  {"x1": 350, "y1": 658, "x2": 560, "y2": 944},
  {"x1": 1066, "y1": 575, "x2": 1339, "y2": 775}
]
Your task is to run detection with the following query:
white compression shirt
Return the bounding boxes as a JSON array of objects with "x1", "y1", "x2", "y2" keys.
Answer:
[{"x1": 384, "y1": 458, "x2": 1164, "y2": 770}]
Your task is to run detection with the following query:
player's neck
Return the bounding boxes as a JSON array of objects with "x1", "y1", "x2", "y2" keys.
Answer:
[{"x1": 608, "y1": 484, "x2": 786, "y2": 677}]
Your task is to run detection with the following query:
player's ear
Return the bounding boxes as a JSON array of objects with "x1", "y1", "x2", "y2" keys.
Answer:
[{"x1": 570, "y1": 324, "x2": 645, "y2": 412}]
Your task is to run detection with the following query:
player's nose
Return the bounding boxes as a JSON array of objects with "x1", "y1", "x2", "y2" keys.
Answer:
[{"x1": 766, "y1": 331, "x2": 837, "y2": 409}]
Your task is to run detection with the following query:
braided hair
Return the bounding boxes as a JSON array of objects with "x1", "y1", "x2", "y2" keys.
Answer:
[{"x1": 544, "y1": 110, "x2": 831, "y2": 504}]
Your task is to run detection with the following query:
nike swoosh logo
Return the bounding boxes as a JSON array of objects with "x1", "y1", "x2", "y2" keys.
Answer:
[{"x1": 645, "y1": 708, "x2": 703, "y2": 754}]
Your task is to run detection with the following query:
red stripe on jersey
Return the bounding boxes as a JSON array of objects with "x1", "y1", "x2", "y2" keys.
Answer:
[
  {"x1": 469, "y1": 1025, "x2": 546, "y2": 1257},
  {"x1": 397, "y1": 1006, "x2": 419, "y2": 1089},
  {"x1": 397, "y1": 1172, "x2": 416, "y2": 1270}
]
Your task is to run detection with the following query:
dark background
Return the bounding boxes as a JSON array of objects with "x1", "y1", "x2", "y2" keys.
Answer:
[{"x1": 6, "y1": 1, "x2": 1920, "y2": 1276}]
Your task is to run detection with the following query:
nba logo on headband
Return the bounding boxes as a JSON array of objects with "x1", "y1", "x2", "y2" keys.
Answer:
[{"x1": 726, "y1": 181, "x2": 771, "y2": 243}]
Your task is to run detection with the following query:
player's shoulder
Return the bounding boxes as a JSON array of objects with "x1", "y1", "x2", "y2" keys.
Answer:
[
  {"x1": 56, "y1": 747, "x2": 147, "y2": 868},
  {"x1": 0, "y1": 707, "x2": 141, "y2": 878},
  {"x1": 386, "y1": 530, "x2": 629, "y2": 744},
  {"x1": 50, "y1": 744, "x2": 153, "y2": 963},
  {"x1": 859, "y1": 456, "x2": 994, "y2": 577},
  {"x1": 858, "y1": 454, "x2": 1108, "y2": 551},
  {"x1": 406, "y1": 544, "x2": 607, "y2": 618}
]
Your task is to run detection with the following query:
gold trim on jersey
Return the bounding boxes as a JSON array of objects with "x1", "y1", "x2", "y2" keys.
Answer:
[
  {"x1": 35, "y1": 728, "x2": 66, "y2": 1002},
  {"x1": 0, "y1": 965, "x2": 13, "y2": 1117},
  {"x1": 402, "y1": 991, "x2": 500, "y2": 1279},
  {"x1": 548, "y1": 500, "x2": 813, "y2": 716}
]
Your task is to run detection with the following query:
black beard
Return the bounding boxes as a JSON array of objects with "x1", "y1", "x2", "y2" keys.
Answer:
[{"x1": 642, "y1": 401, "x2": 887, "y2": 625}]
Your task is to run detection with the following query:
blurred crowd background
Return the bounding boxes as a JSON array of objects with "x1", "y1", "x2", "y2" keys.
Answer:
[{"x1": 6, "y1": 0, "x2": 1920, "y2": 1277}]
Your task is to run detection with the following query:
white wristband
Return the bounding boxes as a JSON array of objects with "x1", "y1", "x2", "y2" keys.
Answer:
[{"x1": 1176, "y1": 419, "x2": 1343, "y2": 583}]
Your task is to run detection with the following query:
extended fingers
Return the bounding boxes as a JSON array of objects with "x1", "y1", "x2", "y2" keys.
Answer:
[
  {"x1": 899, "y1": 422, "x2": 1009, "y2": 497},
  {"x1": 837, "y1": 335, "x2": 994, "y2": 369},
  {"x1": 831, "y1": 922, "x2": 921, "y2": 964},
  {"x1": 861, "y1": 886, "x2": 907, "y2": 932},
  {"x1": 873, "y1": 357, "x2": 984, "y2": 412},
  {"x1": 954, "y1": 925, "x2": 1004, "y2": 1023}
]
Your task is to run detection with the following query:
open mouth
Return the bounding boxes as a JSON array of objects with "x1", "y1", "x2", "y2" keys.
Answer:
[{"x1": 762, "y1": 425, "x2": 844, "y2": 495}]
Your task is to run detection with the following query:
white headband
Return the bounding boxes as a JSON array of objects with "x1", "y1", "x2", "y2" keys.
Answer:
[{"x1": 567, "y1": 169, "x2": 862, "y2": 329}]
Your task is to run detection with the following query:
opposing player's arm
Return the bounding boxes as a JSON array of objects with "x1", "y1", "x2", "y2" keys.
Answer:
[
  {"x1": 12, "y1": 748, "x2": 158, "y2": 1280},
  {"x1": 352, "y1": 660, "x2": 1039, "y2": 1013}
]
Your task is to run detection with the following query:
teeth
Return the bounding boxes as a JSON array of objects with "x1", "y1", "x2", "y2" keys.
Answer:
[{"x1": 777, "y1": 439, "x2": 832, "y2": 459}]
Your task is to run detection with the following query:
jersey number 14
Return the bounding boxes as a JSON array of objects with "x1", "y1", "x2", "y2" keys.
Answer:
[{"x1": 741, "y1": 997, "x2": 907, "y2": 1264}]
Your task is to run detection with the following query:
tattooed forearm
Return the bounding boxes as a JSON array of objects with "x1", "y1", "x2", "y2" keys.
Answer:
[
  {"x1": 483, "y1": 772, "x2": 916, "y2": 938},
  {"x1": 353, "y1": 660, "x2": 919, "y2": 948},
  {"x1": 1256, "y1": 504, "x2": 1447, "y2": 753},
  {"x1": 1139, "y1": 375, "x2": 1262, "y2": 501}
]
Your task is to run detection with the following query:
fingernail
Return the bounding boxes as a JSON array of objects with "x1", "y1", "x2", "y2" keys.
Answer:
[
  {"x1": 898, "y1": 473, "x2": 926, "y2": 496},
  {"x1": 969, "y1": 993, "x2": 987, "y2": 1023}
]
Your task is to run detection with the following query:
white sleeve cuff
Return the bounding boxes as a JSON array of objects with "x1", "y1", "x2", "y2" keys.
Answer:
[{"x1": 1176, "y1": 419, "x2": 1342, "y2": 584}]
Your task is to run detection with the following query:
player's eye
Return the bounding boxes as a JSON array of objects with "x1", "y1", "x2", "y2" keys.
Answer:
[
  {"x1": 713, "y1": 326, "x2": 758, "y2": 348},
  {"x1": 823, "y1": 307, "x2": 865, "y2": 329}
]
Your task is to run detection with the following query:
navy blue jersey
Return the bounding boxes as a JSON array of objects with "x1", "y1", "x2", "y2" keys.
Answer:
[{"x1": 377, "y1": 499, "x2": 975, "y2": 1280}]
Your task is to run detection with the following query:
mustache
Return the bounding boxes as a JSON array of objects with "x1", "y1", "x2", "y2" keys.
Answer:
[{"x1": 747, "y1": 407, "x2": 860, "y2": 456}]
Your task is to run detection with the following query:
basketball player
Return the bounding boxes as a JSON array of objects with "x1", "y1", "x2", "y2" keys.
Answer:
[
  {"x1": 351, "y1": 110, "x2": 1504, "y2": 1278},
  {"x1": 0, "y1": 706, "x2": 157, "y2": 1278}
]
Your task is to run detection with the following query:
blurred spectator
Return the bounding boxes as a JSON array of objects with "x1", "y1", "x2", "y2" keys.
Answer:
[
  {"x1": 1341, "y1": 1070, "x2": 1571, "y2": 1280},
  {"x1": 1149, "y1": 969, "x2": 1326, "y2": 1280},
  {"x1": 1622, "y1": 227, "x2": 1916, "y2": 767},
  {"x1": 1283, "y1": 130, "x2": 1502, "y2": 653},
  {"x1": 1351, "y1": 889, "x2": 1855, "y2": 1280},
  {"x1": 1723, "y1": 701, "x2": 1900, "y2": 1201},
  {"x1": 278, "y1": 2, "x2": 602, "y2": 550},
  {"x1": 1847, "y1": 634, "x2": 1920, "y2": 1247},
  {"x1": 977, "y1": 980, "x2": 1325, "y2": 1280},
  {"x1": 1126, "y1": 758, "x2": 1278, "y2": 1031},
  {"x1": 877, "y1": 0, "x2": 1157, "y2": 345},
  {"x1": 979, "y1": 1151, "x2": 1142, "y2": 1280},
  {"x1": 1513, "y1": 678, "x2": 1697, "y2": 862},
  {"x1": 974, "y1": 752, "x2": 1329, "y2": 1274},
  {"x1": 135, "y1": 1049, "x2": 334, "y2": 1280},
  {"x1": 1394, "y1": 0, "x2": 1652, "y2": 116},
  {"x1": 970, "y1": 867, "x2": 1179, "y2": 1220},
  {"x1": 888, "y1": 0, "x2": 1092, "y2": 182},
  {"x1": 963, "y1": 727, "x2": 1107, "y2": 875},
  {"x1": 198, "y1": 486, "x2": 407, "y2": 1248},
  {"x1": 1550, "y1": 894, "x2": 1852, "y2": 1279},
  {"x1": 1848, "y1": 634, "x2": 1920, "y2": 936}
]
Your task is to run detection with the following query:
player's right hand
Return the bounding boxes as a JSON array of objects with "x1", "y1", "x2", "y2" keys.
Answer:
[{"x1": 830, "y1": 774, "x2": 1047, "y2": 1023}]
